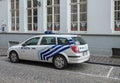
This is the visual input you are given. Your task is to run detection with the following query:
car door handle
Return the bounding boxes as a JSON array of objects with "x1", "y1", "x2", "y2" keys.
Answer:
[
  {"x1": 49, "y1": 48, "x2": 53, "y2": 51},
  {"x1": 32, "y1": 48, "x2": 36, "y2": 49}
]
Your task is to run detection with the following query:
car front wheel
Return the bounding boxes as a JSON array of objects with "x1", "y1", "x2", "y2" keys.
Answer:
[
  {"x1": 9, "y1": 51, "x2": 19, "y2": 63},
  {"x1": 53, "y1": 55, "x2": 67, "y2": 69}
]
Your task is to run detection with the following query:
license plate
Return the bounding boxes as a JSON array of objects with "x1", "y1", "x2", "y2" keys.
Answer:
[{"x1": 83, "y1": 51, "x2": 87, "y2": 56}]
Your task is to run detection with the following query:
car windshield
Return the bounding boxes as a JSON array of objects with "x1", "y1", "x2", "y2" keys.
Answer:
[{"x1": 72, "y1": 37, "x2": 86, "y2": 45}]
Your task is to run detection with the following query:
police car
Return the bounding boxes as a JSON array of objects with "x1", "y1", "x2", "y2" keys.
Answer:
[{"x1": 7, "y1": 31, "x2": 90, "y2": 69}]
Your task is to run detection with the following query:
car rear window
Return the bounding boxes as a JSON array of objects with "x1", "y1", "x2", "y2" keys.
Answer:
[
  {"x1": 57, "y1": 37, "x2": 70, "y2": 45},
  {"x1": 72, "y1": 37, "x2": 86, "y2": 45}
]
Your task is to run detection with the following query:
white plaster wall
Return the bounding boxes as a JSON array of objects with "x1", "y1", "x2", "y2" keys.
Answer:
[
  {"x1": 6, "y1": 0, "x2": 46, "y2": 33},
  {"x1": 60, "y1": 0, "x2": 71, "y2": 33},
  {"x1": 87, "y1": 0, "x2": 112, "y2": 34},
  {"x1": 19, "y1": 0, "x2": 27, "y2": 32},
  {"x1": 38, "y1": 0, "x2": 47, "y2": 33},
  {"x1": 0, "y1": 0, "x2": 8, "y2": 32},
  {"x1": 0, "y1": 0, "x2": 114, "y2": 34}
]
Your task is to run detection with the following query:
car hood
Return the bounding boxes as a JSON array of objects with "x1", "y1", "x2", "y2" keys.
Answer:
[{"x1": 9, "y1": 44, "x2": 20, "y2": 49}]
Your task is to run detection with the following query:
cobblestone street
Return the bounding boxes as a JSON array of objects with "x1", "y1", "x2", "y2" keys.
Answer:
[{"x1": 0, "y1": 56, "x2": 120, "y2": 83}]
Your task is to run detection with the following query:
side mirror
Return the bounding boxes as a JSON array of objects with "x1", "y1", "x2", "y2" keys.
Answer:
[{"x1": 22, "y1": 44, "x2": 26, "y2": 46}]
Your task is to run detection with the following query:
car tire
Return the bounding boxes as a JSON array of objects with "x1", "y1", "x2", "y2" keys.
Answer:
[
  {"x1": 53, "y1": 55, "x2": 67, "y2": 69},
  {"x1": 9, "y1": 51, "x2": 19, "y2": 63}
]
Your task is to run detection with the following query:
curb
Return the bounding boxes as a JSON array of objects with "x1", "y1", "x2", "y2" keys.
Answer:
[
  {"x1": 87, "y1": 61, "x2": 120, "y2": 67},
  {"x1": 0, "y1": 55, "x2": 7, "y2": 57}
]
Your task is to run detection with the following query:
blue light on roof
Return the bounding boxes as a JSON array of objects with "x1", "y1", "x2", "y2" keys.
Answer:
[{"x1": 44, "y1": 30, "x2": 54, "y2": 34}]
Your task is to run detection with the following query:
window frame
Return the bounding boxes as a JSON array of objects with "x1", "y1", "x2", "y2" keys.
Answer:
[
  {"x1": 114, "y1": 0, "x2": 120, "y2": 31},
  {"x1": 23, "y1": 37, "x2": 40, "y2": 46},
  {"x1": 72, "y1": 37, "x2": 86, "y2": 45},
  {"x1": 57, "y1": 37, "x2": 70, "y2": 45},
  {"x1": 11, "y1": 0, "x2": 20, "y2": 31},
  {"x1": 70, "y1": 0, "x2": 87, "y2": 32},
  {"x1": 47, "y1": 0, "x2": 60, "y2": 31},
  {"x1": 40, "y1": 37, "x2": 56, "y2": 45},
  {"x1": 27, "y1": 0, "x2": 38, "y2": 32}
]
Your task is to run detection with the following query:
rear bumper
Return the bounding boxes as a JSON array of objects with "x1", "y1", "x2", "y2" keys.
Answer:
[{"x1": 68, "y1": 54, "x2": 90, "y2": 64}]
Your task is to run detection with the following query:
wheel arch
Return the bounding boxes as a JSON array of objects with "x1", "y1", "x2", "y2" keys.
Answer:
[
  {"x1": 9, "y1": 50, "x2": 19, "y2": 58},
  {"x1": 52, "y1": 52, "x2": 69, "y2": 63},
  {"x1": 9, "y1": 50, "x2": 20, "y2": 63}
]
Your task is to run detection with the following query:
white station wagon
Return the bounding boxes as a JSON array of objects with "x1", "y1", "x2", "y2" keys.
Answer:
[{"x1": 7, "y1": 33, "x2": 90, "y2": 69}]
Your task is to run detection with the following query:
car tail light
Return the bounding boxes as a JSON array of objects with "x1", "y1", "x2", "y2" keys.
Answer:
[{"x1": 71, "y1": 46, "x2": 79, "y2": 53}]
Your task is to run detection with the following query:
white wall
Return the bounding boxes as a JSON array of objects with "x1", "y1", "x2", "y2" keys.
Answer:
[
  {"x1": 87, "y1": 0, "x2": 112, "y2": 34},
  {"x1": 38, "y1": 0, "x2": 47, "y2": 33},
  {"x1": 60, "y1": 0, "x2": 71, "y2": 33},
  {"x1": 0, "y1": 0, "x2": 8, "y2": 32},
  {"x1": 60, "y1": 0, "x2": 113, "y2": 34},
  {"x1": 0, "y1": 0, "x2": 114, "y2": 34},
  {"x1": 19, "y1": 0, "x2": 27, "y2": 32}
]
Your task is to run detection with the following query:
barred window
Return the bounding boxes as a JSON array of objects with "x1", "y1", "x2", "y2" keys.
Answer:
[
  {"x1": 47, "y1": 0, "x2": 60, "y2": 31},
  {"x1": 11, "y1": 0, "x2": 19, "y2": 31},
  {"x1": 27, "y1": 0, "x2": 38, "y2": 31},
  {"x1": 114, "y1": 0, "x2": 120, "y2": 31},
  {"x1": 71, "y1": 0, "x2": 87, "y2": 31}
]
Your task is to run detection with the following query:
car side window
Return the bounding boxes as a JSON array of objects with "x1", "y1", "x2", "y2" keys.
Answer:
[
  {"x1": 57, "y1": 38, "x2": 70, "y2": 45},
  {"x1": 40, "y1": 37, "x2": 56, "y2": 45},
  {"x1": 23, "y1": 37, "x2": 40, "y2": 46}
]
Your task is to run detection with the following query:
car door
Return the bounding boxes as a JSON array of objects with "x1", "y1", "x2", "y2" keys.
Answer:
[
  {"x1": 19, "y1": 37, "x2": 40, "y2": 60},
  {"x1": 38, "y1": 36, "x2": 56, "y2": 62}
]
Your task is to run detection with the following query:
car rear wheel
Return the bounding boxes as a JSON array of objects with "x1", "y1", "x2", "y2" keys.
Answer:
[
  {"x1": 53, "y1": 55, "x2": 67, "y2": 69},
  {"x1": 9, "y1": 51, "x2": 19, "y2": 63}
]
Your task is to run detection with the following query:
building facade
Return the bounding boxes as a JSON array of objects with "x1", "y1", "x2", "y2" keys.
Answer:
[{"x1": 0, "y1": 0, "x2": 120, "y2": 56}]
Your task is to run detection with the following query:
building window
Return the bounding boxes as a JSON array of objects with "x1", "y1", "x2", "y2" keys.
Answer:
[
  {"x1": 27, "y1": 0, "x2": 38, "y2": 31},
  {"x1": 114, "y1": 0, "x2": 120, "y2": 31},
  {"x1": 11, "y1": 0, "x2": 19, "y2": 31},
  {"x1": 71, "y1": 0, "x2": 87, "y2": 31},
  {"x1": 47, "y1": 0, "x2": 60, "y2": 31}
]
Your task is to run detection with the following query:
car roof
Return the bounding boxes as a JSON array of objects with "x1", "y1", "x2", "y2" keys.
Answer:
[{"x1": 32, "y1": 34, "x2": 81, "y2": 38}]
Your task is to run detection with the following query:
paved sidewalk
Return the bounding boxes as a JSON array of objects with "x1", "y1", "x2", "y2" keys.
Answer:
[
  {"x1": 0, "y1": 48, "x2": 7, "y2": 55},
  {"x1": 89, "y1": 55, "x2": 120, "y2": 66}
]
